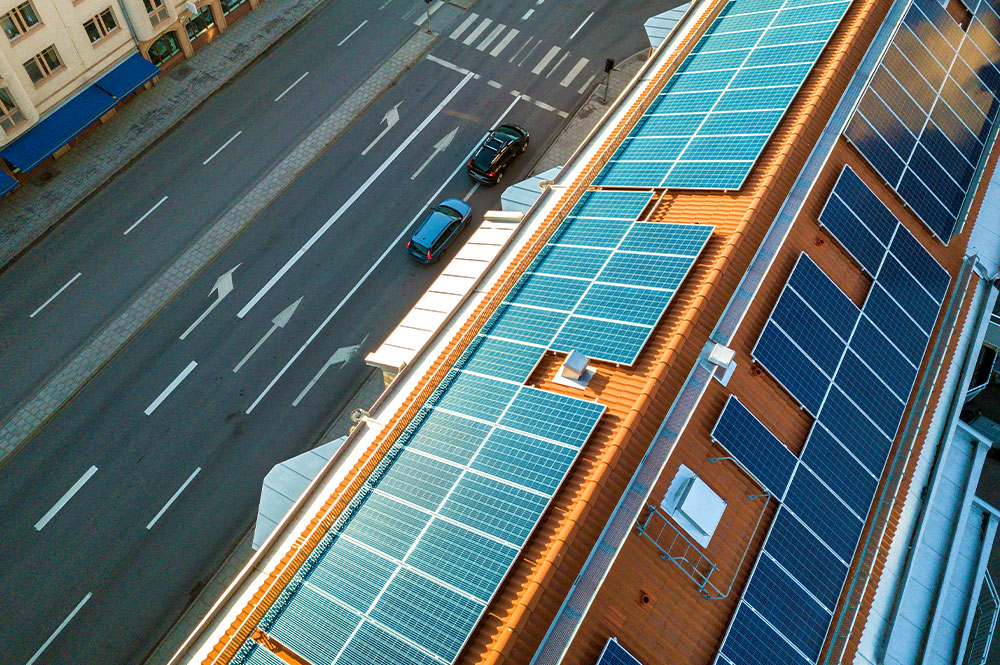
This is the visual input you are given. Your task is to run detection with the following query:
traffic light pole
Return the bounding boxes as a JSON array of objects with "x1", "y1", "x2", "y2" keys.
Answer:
[{"x1": 602, "y1": 58, "x2": 615, "y2": 104}]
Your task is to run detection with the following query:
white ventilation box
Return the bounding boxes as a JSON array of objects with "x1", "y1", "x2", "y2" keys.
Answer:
[{"x1": 554, "y1": 350, "x2": 594, "y2": 389}]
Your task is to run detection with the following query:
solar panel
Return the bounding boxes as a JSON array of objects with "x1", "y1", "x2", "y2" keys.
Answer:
[
  {"x1": 711, "y1": 396, "x2": 797, "y2": 498},
  {"x1": 595, "y1": 0, "x2": 851, "y2": 190},
  {"x1": 233, "y1": 187, "x2": 715, "y2": 665},
  {"x1": 718, "y1": 163, "x2": 953, "y2": 665},
  {"x1": 844, "y1": 0, "x2": 1000, "y2": 241},
  {"x1": 596, "y1": 638, "x2": 644, "y2": 665}
]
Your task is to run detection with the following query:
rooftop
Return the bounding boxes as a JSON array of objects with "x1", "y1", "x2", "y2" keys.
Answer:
[{"x1": 169, "y1": 0, "x2": 1000, "y2": 663}]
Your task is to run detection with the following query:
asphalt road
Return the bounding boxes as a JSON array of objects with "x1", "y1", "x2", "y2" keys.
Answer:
[{"x1": 0, "y1": 0, "x2": 660, "y2": 663}]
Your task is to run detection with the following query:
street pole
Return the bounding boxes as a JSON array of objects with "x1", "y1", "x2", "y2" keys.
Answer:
[
  {"x1": 425, "y1": 0, "x2": 433, "y2": 33},
  {"x1": 602, "y1": 58, "x2": 615, "y2": 104}
]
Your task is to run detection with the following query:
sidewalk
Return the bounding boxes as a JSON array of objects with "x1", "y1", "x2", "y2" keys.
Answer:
[
  {"x1": 138, "y1": 48, "x2": 650, "y2": 665},
  {"x1": 0, "y1": 0, "x2": 333, "y2": 269}
]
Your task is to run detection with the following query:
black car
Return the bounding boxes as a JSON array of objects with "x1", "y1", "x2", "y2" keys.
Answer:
[
  {"x1": 467, "y1": 124, "x2": 529, "y2": 185},
  {"x1": 406, "y1": 198, "x2": 472, "y2": 264}
]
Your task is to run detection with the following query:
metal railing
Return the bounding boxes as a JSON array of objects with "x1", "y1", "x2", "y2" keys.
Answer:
[
  {"x1": 637, "y1": 505, "x2": 724, "y2": 598},
  {"x1": 635, "y1": 473, "x2": 769, "y2": 602},
  {"x1": 965, "y1": 571, "x2": 999, "y2": 665}
]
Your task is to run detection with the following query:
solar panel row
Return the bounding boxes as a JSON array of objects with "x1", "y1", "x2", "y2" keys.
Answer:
[
  {"x1": 718, "y1": 170, "x2": 949, "y2": 664},
  {"x1": 844, "y1": 0, "x2": 1000, "y2": 241},
  {"x1": 595, "y1": 0, "x2": 851, "y2": 190},
  {"x1": 246, "y1": 375, "x2": 605, "y2": 665},
  {"x1": 228, "y1": 188, "x2": 717, "y2": 665}
]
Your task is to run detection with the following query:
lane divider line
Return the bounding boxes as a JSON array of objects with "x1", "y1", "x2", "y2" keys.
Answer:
[
  {"x1": 146, "y1": 467, "x2": 201, "y2": 529},
  {"x1": 274, "y1": 72, "x2": 309, "y2": 102},
  {"x1": 25, "y1": 592, "x2": 92, "y2": 665},
  {"x1": 144, "y1": 361, "x2": 197, "y2": 416},
  {"x1": 123, "y1": 195, "x2": 168, "y2": 235},
  {"x1": 569, "y1": 11, "x2": 594, "y2": 40},
  {"x1": 245, "y1": 93, "x2": 522, "y2": 414},
  {"x1": 30, "y1": 272, "x2": 81, "y2": 319},
  {"x1": 203, "y1": 131, "x2": 242, "y2": 166},
  {"x1": 236, "y1": 72, "x2": 475, "y2": 321},
  {"x1": 337, "y1": 20, "x2": 367, "y2": 47},
  {"x1": 34, "y1": 465, "x2": 98, "y2": 531}
]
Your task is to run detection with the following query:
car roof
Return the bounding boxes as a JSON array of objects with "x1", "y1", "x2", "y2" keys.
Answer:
[{"x1": 412, "y1": 209, "x2": 455, "y2": 245}]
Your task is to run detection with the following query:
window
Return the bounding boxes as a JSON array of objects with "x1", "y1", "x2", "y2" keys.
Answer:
[
  {"x1": 83, "y1": 8, "x2": 117, "y2": 44},
  {"x1": 184, "y1": 5, "x2": 214, "y2": 41},
  {"x1": 146, "y1": 31, "x2": 180, "y2": 66},
  {"x1": 1, "y1": 2, "x2": 39, "y2": 41},
  {"x1": 23, "y1": 45, "x2": 62, "y2": 84},
  {"x1": 143, "y1": 0, "x2": 169, "y2": 26},
  {"x1": 0, "y1": 87, "x2": 24, "y2": 131},
  {"x1": 220, "y1": 0, "x2": 248, "y2": 13}
]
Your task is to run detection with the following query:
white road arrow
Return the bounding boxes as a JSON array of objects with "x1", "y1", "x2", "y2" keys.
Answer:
[
  {"x1": 292, "y1": 333, "x2": 370, "y2": 406},
  {"x1": 179, "y1": 264, "x2": 241, "y2": 340},
  {"x1": 233, "y1": 297, "x2": 302, "y2": 373},
  {"x1": 361, "y1": 103, "x2": 401, "y2": 156},
  {"x1": 411, "y1": 127, "x2": 458, "y2": 180}
]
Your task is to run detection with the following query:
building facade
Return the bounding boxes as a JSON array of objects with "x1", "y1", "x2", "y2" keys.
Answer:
[{"x1": 0, "y1": 0, "x2": 263, "y2": 185}]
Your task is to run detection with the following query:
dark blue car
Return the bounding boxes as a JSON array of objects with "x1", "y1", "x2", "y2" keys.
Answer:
[{"x1": 406, "y1": 198, "x2": 472, "y2": 263}]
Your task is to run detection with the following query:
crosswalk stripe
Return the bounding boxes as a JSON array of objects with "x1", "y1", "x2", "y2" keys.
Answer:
[
  {"x1": 476, "y1": 23, "x2": 506, "y2": 51},
  {"x1": 546, "y1": 51, "x2": 570, "y2": 78},
  {"x1": 450, "y1": 12, "x2": 479, "y2": 40},
  {"x1": 560, "y1": 57, "x2": 590, "y2": 87},
  {"x1": 531, "y1": 45, "x2": 561, "y2": 74},
  {"x1": 463, "y1": 17, "x2": 492, "y2": 45},
  {"x1": 490, "y1": 28, "x2": 519, "y2": 57},
  {"x1": 577, "y1": 73, "x2": 596, "y2": 94}
]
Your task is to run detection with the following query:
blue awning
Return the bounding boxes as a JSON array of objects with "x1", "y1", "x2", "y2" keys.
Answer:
[
  {"x1": 94, "y1": 52, "x2": 160, "y2": 100},
  {"x1": 0, "y1": 86, "x2": 116, "y2": 173},
  {"x1": 0, "y1": 170, "x2": 17, "y2": 198}
]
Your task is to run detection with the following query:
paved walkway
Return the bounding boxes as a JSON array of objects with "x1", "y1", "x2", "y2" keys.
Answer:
[{"x1": 0, "y1": 0, "x2": 334, "y2": 269}]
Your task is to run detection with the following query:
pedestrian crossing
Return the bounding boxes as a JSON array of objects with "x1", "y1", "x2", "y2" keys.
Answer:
[{"x1": 417, "y1": 10, "x2": 595, "y2": 91}]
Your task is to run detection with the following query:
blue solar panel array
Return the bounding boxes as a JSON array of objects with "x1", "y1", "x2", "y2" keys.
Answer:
[
  {"x1": 596, "y1": 638, "x2": 644, "y2": 665},
  {"x1": 711, "y1": 396, "x2": 797, "y2": 498},
  {"x1": 594, "y1": 0, "x2": 852, "y2": 190},
  {"x1": 844, "y1": 0, "x2": 1000, "y2": 241},
  {"x1": 718, "y1": 172, "x2": 949, "y2": 665},
  {"x1": 225, "y1": 190, "x2": 719, "y2": 665},
  {"x1": 491, "y1": 191, "x2": 714, "y2": 365}
]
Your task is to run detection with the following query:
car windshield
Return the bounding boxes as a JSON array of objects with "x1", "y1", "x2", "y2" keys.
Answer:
[{"x1": 435, "y1": 205, "x2": 463, "y2": 220}]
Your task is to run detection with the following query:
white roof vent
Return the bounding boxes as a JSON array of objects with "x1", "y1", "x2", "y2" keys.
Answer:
[
  {"x1": 554, "y1": 350, "x2": 594, "y2": 389},
  {"x1": 706, "y1": 341, "x2": 737, "y2": 386}
]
